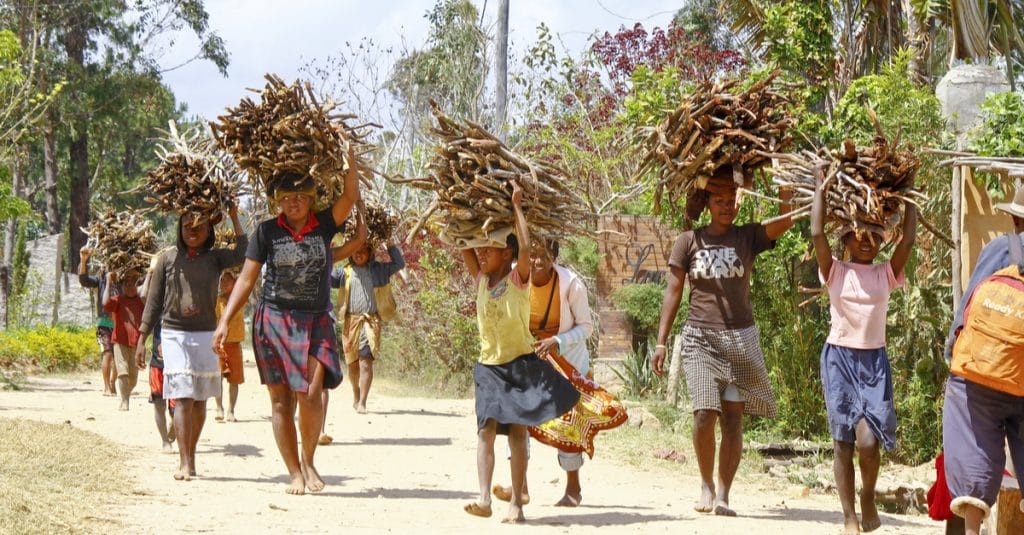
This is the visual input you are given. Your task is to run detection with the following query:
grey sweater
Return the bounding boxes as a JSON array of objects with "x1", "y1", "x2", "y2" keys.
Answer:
[{"x1": 140, "y1": 236, "x2": 247, "y2": 333}]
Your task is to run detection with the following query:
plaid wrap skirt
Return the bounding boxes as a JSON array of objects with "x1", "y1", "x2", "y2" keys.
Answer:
[
  {"x1": 680, "y1": 324, "x2": 777, "y2": 417},
  {"x1": 253, "y1": 302, "x2": 342, "y2": 393}
]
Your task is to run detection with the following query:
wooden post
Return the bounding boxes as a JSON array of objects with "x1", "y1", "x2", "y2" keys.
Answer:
[
  {"x1": 951, "y1": 165, "x2": 963, "y2": 310},
  {"x1": 996, "y1": 487, "x2": 1023, "y2": 534},
  {"x1": 666, "y1": 334, "x2": 684, "y2": 406}
]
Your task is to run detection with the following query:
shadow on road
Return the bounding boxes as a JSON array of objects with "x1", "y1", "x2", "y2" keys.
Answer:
[
  {"x1": 744, "y1": 507, "x2": 927, "y2": 527},
  {"x1": 530, "y1": 511, "x2": 683, "y2": 527}
]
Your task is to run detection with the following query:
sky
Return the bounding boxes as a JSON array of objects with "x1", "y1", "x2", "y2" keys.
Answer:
[{"x1": 157, "y1": 0, "x2": 685, "y2": 121}]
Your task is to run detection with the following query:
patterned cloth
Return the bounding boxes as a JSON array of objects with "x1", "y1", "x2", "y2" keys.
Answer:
[
  {"x1": 161, "y1": 328, "x2": 221, "y2": 400},
  {"x1": 341, "y1": 313, "x2": 381, "y2": 365},
  {"x1": 218, "y1": 341, "x2": 245, "y2": 385},
  {"x1": 96, "y1": 326, "x2": 113, "y2": 353},
  {"x1": 252, "y1": 302, "x2": 342, "y2": 393},
  {"x1": 529, "y1": 350, "x2": 628, "y2": 457},
  {"x1": 680, "y1": 324, "x2": 777, "y2": 417}
]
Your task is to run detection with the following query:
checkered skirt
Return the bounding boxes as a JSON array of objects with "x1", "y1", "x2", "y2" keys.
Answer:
[
  {"x1": 252, "y1": 302, "x2": 342, "y2": 393},
  {"x1": 680, "y1": 324, "x2": 777, "y2": 417}
]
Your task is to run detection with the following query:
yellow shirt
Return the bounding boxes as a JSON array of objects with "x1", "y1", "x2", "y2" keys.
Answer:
[
  {"x1": 529, "y1": 274, "x2": 561, "y2": 337},
  {"x1": 476, "y1": 269, "x2": 534, "y2": 366},
  {"x1": 215, "y1": 295, "x2": 245, "y2": 343}
]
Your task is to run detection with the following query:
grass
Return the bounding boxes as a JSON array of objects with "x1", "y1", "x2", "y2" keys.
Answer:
[{"x1": 0, "y1": 418, "x2": 128, "y2": 534}]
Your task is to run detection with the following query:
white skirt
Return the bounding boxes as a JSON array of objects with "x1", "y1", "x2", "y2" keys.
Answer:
[{"x1": 162, "y1": 328, "x2": 221, "y2": 400}]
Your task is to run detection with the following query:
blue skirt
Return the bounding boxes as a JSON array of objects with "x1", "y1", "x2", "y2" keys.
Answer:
[
  {"x1": 474, "y1": 353, "x2": 580, "y2": 435},
  {"x1": 820, "y1": 343, "x2": 897, "y2": 450}
]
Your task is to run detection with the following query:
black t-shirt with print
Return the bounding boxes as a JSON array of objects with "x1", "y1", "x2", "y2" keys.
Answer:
[{"x1": 247, "y1": 209, "x2": 343, "y2": 312}]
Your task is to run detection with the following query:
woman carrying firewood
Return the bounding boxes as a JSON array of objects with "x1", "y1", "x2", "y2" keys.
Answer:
[
  {"x1": 135, "y1": 204, "x2": 247, "y2": 481},
  {"x1": 811, "y1": 175, "x2": 916, "y2": 534},
  {"x1": 213, "y1": 145, "x2": 360, "y2": 495},
  {"x1": 651, "y1": 172, "x2": 796, "y2": 516}
]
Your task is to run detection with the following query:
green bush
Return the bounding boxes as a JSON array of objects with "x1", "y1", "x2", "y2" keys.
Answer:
[
  {"x1": 379, "y1": 237, "x2": 479, "y2": 396},
  {"x1": 969, "y1": 91, "x2": 1024, "y2": 199},
  {"x1": 610, "y1": 282, "x2": 665, "y2": 337},
  {"x1": 558, "y1": 236, "x2": 601, "y2": 280},
  {"x1": 612, "y1": 347, "x2": 665, "y2": 399},
  {"x1": 0, "y1": 325, "x2": 98, "y2": 372}
]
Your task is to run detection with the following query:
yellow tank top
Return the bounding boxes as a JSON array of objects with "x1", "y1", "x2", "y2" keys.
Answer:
[{"x1": 476, "y1": 270, "x2": 534, "y2": 365}]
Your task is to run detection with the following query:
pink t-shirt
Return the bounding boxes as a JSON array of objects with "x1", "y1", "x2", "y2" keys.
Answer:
[{"x1": 821, "y1": 259, "x2": 905, "y2": 349}]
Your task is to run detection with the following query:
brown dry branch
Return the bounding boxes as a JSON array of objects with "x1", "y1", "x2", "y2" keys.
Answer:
[
  {"x1": 211, "y1": 73, "x2": 378, "y2": 208},
  {"x1": 767, "y1": 113, "x2": 924, "y2": 236},
  {"x1": 341, "y1": 200, "x2": 399, "y2": 249},
  {"x1": 397, "y1": 100, "x2": 595, "y2": 244},
  {"x1": 134, "y1": 121, "x2": 242, "y2": 221},
  {"x1": 636, "y1": 70, "x2": 795, "y2": 215},
  {"x1": 82, "y1": 209, "x2": 158, "y2": 280}
]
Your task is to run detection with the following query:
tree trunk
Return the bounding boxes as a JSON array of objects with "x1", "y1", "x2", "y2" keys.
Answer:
[
  {"x1": 493, "y1": 0, "x2": 509, "y2": 140},
  {"x1": 902, "y1": 0, "x2": 926, "y2": 83},
  {"x1": 68, "y1": 133, "x2": 89, "y2": 274},
  {"x1": 43, "y1": 111, "x2": 60, "y2": 234},
  {"x1": 64, "y1": 20, "x2": 88, "y2": 274},
  {"x1": 2, "y1": 160, "x2": 23, "y2": 329}
]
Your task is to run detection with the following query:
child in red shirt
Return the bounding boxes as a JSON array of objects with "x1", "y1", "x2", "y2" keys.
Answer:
[{"x1": 103, "y1": 271, "x2": 145, "y2": 411}]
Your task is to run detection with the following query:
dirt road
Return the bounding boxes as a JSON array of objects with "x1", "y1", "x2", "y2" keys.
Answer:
[{"x1": 0, "y1": 366, "x2": 941, "y2": 534}]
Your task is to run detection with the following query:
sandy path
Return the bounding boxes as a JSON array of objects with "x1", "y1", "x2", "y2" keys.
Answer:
[{"x1": 0, "y1": 365, "x2": 941, "y2": 534}]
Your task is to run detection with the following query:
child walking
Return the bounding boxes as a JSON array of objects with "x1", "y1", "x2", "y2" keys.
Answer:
[
  {"x1": 332, "y1": 237, "x2": 405, "y2": 414},
  {"x1": 135, "y1": 205, "x2": 247, "y2": 481},
  {"x1": 102, "y1": 271, "x2": 145, "y2": 411},
  {"x1": 213, "y1": 146, "x2": 359, "y2": 495},
  {"x1": 811, "y1": 178, "x2": 916, "y2": 534},
  {"x1": 138, "y1": 319, "x2": 176, "y2": 451},
  {"x1": 459, "y1": 181, "x2": 579, "y2": 523},
  {"x1": 78, "y1": 248, "x2": 117, "y2": 396},
  {"x1": 214, "y1": 269, "x2": 245, "y2": 422}
]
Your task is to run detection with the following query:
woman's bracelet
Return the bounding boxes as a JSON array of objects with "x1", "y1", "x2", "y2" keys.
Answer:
[{"x1": 655, "y1": 344, "x2": 667, "y2": 350}]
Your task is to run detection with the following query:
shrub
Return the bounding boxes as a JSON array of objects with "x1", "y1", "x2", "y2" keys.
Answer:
[
  {"x1": 0, "y1": 325, "x2": 98, "y2": 372},
  {"x1": 610, "y1": 282, "x2": 665, "y2": 337}
]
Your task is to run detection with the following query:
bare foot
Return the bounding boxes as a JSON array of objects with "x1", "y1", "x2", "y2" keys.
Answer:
[
  {"x1": 225, "y1": 412, "x2": 236, "y2": 422},
  {"x1": 167, "y1": 423, "x2": 175, "y2": 442},
  {"x1": 103, "y1": 389, "x2": 115, "y2": 397},
  {"x1": 214, "y1": 408, "x2": 224, "y2": 422},
  {"x1": 118, "y1": 400, "x2": 129, "y2": 411},
  {"x1": 695, "y1": 484, "x2": 715, "y2": 513},
  {"x1": 860, "y1": 494, "x2": 880, "y2": 532},
  {"x1": 842, "y1": 517, "x2": 860, "y2": 534},
  {"x1": 502, "y1": 503, "x2": 525, "y2": 524},
  {"x1": 318, "y1": 434, "x2": 333, "y2": 446},
  {"x1": 355, "y1": 403, "x2": 367, "y2": 414},
  {"x1": 554, "y1": 493, "x2": 581, "y2": 507},
  {"x1": 286, "y1": 472, "x2": 305, "y2": 495},
  {"x1": 492, "y1": 484, "x2": 530, "y2": 505},
  {"x1": 173, "y1": 467, "x2": 190, "y2": 481},
  {"x1": 161, "y1": 441, "x2": 174, "y2": 453},
  {"x1": 463, "y1": 501, "x2": 492, "y2": 518},
  {"x1": 713, "y1": 502, "x2": 737, "y2": 517},
  {"x1": 302, "y1": 462, "x2": 325, "y2": 493}
]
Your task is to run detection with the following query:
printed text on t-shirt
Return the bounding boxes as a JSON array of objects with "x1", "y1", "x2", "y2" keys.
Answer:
[{"x1": 690, "y1": 246, "x2": 744, "y2": 280}]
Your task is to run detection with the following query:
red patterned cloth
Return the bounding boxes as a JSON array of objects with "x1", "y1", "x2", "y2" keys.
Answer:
[{"x1": 529, "y1": 351, "x2": 628, "y2": 457}]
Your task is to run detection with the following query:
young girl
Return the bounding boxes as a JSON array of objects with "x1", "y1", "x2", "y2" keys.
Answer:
[
  {"x1": 213, "y1": 147, "x2": 359, "y2": 495},
  {"x1": 214, "y1": 269, "x2": 245, "y2": 422},
  {"x1": 103, "y1": 271, "x2": 145, "y2": 411},
  {"x1": 652, "y1": 175, "x2": 796, "y2": 516},
  {"x1": 78, "y1": 248, "x2": 117, "y2": 396},
  {"x1": 135, "y1": 205, "x2": 246, "y2": 481},
  {"x1": 811, "y1": 179, "x2": 916, "y2": 534},
  {"x1": 459, "y1": 181, "x2": 579, "y2": 523},
  {"x1": 332, "y1": 237, "x2": 405, "y2": 414}
]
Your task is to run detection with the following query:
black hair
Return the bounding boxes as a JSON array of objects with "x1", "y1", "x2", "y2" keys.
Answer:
[
  {"x1": 272, "y1": 173, "x2": 315, "y2": 195},
  {"x1": 547, "y1": 239, "x2": 560, "y2": 259},
  {"x1": 506, "y1": 232, "x2": 519, "y2": 258}
]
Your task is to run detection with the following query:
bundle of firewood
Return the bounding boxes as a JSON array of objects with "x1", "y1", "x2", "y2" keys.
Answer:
[
  {"x1": 138, "y1": 122, "x2": 241, "y2": 220},
  {"x1": 345, "y1": 201, "x2": 399, "y2": 248},
  {"x1": 211, "y1": 73, "x2": 377, "y2": 207},
  {"x1": 636, "y1": 71, "x2": 793, "y2": 216},
  {"x1": 768, "y1": 114, "x2": 923, "y2": 233},
  {"x1": 399, "y1": 101, "x2": 594, "y2": 244},
  {"x1": 82, "y1": 209, "x2": 158, "y2": 280}
]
